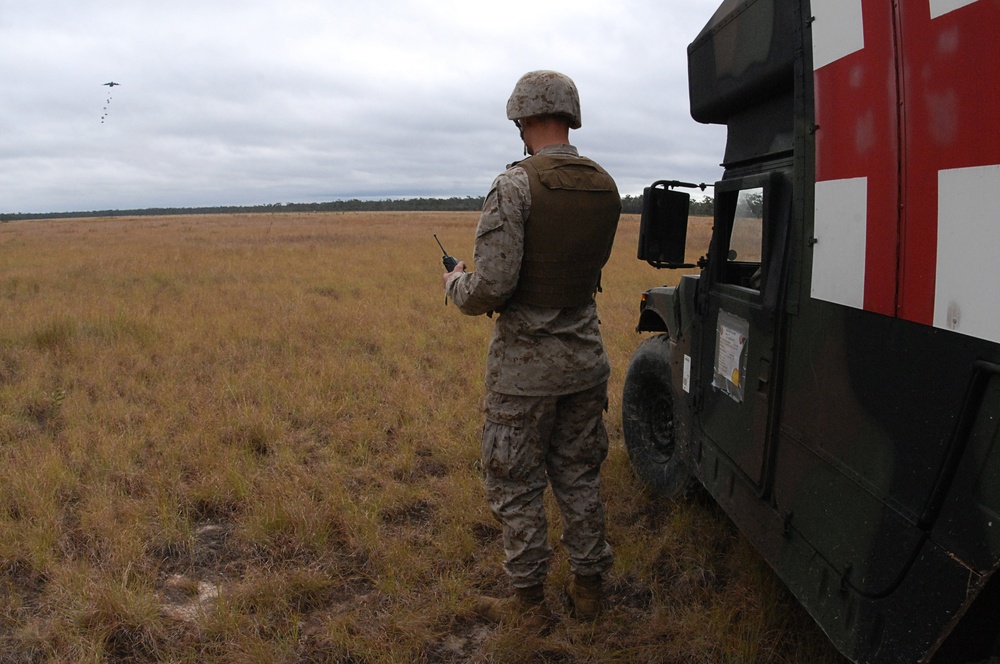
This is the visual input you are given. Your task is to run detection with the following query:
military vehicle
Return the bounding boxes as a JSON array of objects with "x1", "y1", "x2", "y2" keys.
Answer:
[{"x1": 621, "y1": 1, "x2": 1000, "y2": 662}]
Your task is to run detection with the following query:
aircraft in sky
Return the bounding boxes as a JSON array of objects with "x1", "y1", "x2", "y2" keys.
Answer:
[{"x1": 103, "y1": 81, "x2": 120, "y2": 87}]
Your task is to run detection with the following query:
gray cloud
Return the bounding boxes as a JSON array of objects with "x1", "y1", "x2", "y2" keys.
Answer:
[{"x1": 1, "y1": 0, "x2": 727, "y2": 213}]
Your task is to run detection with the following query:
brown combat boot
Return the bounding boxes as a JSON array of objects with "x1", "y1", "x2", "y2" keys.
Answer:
[
  {"x1": 564, "y1": 573, "x2": 602, "y2": 621},
  {"x1": 473, "y1": 584, "x2": 553, "y2": 631}
]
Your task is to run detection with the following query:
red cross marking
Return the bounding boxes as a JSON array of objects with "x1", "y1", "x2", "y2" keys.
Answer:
[{"x1": 814, "y1": 0, "x2": 1000, "y2": 325}]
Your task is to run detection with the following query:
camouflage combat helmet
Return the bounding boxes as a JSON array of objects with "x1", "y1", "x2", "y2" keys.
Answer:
[{"x1": 506, "y1": 70, "x2": 582, "y2": 129}]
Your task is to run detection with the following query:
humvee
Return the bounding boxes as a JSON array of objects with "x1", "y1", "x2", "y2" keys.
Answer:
[{"x1": 621, "y1": 1, "x2": 1000, "y2": 662}]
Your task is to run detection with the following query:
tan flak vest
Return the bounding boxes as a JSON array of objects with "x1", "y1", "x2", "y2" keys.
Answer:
[{"x1": 509, "y1": 153, "x2": 621, "y2": 308}]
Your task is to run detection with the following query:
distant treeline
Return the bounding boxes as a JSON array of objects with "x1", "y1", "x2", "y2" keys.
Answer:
[
  {"x1": 2, "y1": 194, "x2": 714, "y2": 222},
  {"x1": 0, "y1": 197, "x2": 486, "y2": 222},
  {"x1": 620, "y1": 194, "x2": 714, "y2": 216}
]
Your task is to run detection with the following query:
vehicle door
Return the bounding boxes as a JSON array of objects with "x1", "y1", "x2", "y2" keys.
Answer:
[{"x1": 697, "y1": 170, "x2": 790, "y2": 491}]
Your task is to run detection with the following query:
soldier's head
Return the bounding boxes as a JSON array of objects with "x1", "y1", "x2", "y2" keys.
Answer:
[{"x1": 506, "y1": 70, "x2": 580, "y2": 154}]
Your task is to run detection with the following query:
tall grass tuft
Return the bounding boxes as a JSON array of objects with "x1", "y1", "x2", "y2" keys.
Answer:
[{"x1": 0, "y1": 212, "x2": 846, "y2": 662}]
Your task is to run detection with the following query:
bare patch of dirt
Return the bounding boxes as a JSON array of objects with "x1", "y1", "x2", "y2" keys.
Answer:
[
  {"x1": 153, "y1": 522, "x2": 233, "y2": 627},
  {"x1": 159, "y1": 574, "x2": 221, "y2": 623},
  {"x1": 424, "y1": 617, "x2": 493, "y2": 663}
]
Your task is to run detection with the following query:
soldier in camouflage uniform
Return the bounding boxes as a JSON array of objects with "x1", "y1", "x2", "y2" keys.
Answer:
[{"x1": 442, "y1": 70, "x2": 621, "y2": 627}]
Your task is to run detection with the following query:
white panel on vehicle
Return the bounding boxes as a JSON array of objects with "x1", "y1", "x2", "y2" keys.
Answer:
[
  {"x1": 811, "y1": 0, "x2": 865, "y2": 70},
  {"x1": 930, "y1": 0, "x2": 979, "y2": 19},
  {"x1": 934, "y1": 164, "x2": 1000, "y2": 344},
  {"x1": 683, "y1": 355, "x2": 691, "y2": 394},
  {"x1": 812, "y1": 177, "x2": 867, "y2": 309}
]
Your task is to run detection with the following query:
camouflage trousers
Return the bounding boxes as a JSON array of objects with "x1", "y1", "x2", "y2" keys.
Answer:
[{"x1": 481, "y1": 383, "x2": 614, "y2": 588}]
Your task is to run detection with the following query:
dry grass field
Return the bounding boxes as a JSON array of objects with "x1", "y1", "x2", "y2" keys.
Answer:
[{"x1": 0, "y1": 211, "x2": 847, "y2": 662}]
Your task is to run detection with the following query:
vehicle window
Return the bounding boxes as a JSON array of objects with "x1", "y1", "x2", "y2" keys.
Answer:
[{"x1": 723, "y1": 187, "x2": 764, "y2": 290}]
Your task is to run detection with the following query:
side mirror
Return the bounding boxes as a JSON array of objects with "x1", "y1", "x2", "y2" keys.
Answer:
[{"x1": 638, "y1": 180, "x2": 695, "y2": 269}]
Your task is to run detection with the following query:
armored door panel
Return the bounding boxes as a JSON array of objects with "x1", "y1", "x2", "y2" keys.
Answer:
[{"x1": 700, "y1": 292, "x2": 772, "y2": 487}]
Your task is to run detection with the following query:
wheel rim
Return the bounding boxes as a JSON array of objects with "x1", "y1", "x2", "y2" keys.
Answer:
[{"x1": 647, "y1": 389, "x2": 675, "y2": 464}]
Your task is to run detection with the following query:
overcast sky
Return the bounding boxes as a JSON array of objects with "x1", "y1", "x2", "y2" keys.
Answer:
[{"x1": 1, "y1": 0, "x2": 727, "y2": 214}]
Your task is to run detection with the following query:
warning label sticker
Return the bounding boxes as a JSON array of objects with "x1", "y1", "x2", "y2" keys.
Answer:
[{"x1": 713, "y1": 311, "x2": 749, "y2": 402}]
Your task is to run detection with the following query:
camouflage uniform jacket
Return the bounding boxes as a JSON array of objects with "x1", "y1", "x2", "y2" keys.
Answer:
[{"x1": 445, "y1": 144, "x2": 611, "y2": 397}]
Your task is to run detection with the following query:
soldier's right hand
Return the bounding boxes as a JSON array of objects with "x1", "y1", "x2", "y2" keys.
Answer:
[{"x1": 442, "y1": 261, "x2": 466, "y2": 289}]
